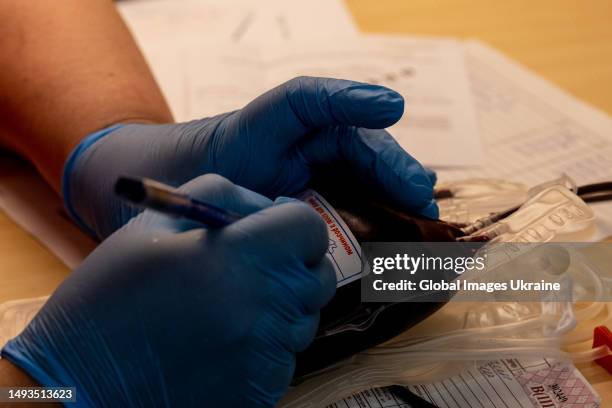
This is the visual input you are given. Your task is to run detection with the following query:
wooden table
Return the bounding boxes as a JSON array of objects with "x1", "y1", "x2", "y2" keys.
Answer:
[
  {"x1": 1, "y1": 0, "x2": 611, "y2": 404},
  {"x1": 347, "y1": 0, "x2": 612, "y2": 115}
]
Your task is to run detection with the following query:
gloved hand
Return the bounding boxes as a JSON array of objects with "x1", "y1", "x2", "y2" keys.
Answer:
[
  {"x1": 64, "y1": 76, "x2": 438, "y2": 239},
  {"x1": 2, "y1": 174, "x2": 336, "y2": 407}
]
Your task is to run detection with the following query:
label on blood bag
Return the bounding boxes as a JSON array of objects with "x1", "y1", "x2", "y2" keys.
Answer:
[{"x1": 297, "y1": 190, "x2": 362, "y2": 287}]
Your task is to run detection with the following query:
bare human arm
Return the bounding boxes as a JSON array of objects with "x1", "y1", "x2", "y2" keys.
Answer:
[
  {"x1": 0, "y1": 0, "x2": 171, "y2": 399},
  {"x1": 0, "y1": 0, "x2": 173, "y2": 192},
  {"x1": 0, "y1": 359, "x2": 61, "y2": 408}
]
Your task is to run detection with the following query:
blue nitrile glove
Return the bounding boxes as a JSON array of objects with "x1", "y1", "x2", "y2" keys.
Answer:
[
  {"x1": 64, "y1": 76, "x2": 438, "y2": 239},
  {"x1": 2, "y1": 174, "x2": 336, "y2": 407}
]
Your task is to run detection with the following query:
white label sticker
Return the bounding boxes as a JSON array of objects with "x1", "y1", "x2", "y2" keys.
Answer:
[{"x1": 298, "y1": 190, "x2": 362, "y2": 287}]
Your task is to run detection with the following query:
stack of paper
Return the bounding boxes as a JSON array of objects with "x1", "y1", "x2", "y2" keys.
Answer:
[{"x1": 119, "y1": 0, "x2": 483, "y2": 167}]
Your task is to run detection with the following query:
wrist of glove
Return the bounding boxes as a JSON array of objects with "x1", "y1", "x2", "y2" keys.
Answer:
[
  {"x1": 62, "y1": 76, "x2": 439, "y2": 240},
  {"x1": 62, "y1": 113, "x2": 234, "y2": 238}
]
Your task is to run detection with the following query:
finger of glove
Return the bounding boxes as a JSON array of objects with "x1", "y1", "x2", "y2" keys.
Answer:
[
  {"x1": 266, "y1": 247, "x2": 337, "y2": 315},
  {"x1": 285, "y1": 314, "x2": 322, "y2": 353},
  {"x1": 240, "y1": 76, "x2": 404, "y2": 150},
  {"x1": 424, "y1": 167, "x2": 438, "y2": 186},
  {"x1": 252, "y1": 307, "x2": 321, "y2": 357},
  {"x1": 227, "y1": 200, "x2": 329, "y2": 269},
  {"x1": 296, "y1": 126, "x2": 439, "y2": 218},
  {"x1": 299, "y1": 258, "x2": 337, "y2": 314}
]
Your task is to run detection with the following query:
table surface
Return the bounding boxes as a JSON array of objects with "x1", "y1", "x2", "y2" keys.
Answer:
[{"x1": 1, "y1": 0, "x2": 611, "y2": 404}]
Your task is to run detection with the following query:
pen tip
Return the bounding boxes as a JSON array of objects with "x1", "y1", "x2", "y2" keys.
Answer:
[{"x1": 115, "y1": 177, "x2": 147, "y2": 203}]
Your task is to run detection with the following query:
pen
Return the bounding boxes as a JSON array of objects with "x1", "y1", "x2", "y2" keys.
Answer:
[
  {"x1": 388, "y1": 385, "x2": 438, "y2": 408},
  {"x1": 114, "y1": 176, "x2": 243, "y2": 228}
]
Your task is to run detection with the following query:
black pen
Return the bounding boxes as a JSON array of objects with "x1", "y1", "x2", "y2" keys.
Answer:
[
  {"x1": 114, "y1": 176, "x2": 242, "y2": 228},
  {"x1": 388, "y1": 385, "x2": 438, "y2": 408}
]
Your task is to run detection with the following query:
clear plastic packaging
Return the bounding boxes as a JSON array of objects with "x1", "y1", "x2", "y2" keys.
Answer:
[
  {"x1": 280, "y1": 177, "x2": 607, "y2": 408},
  {"x1": 472, "y1": 185, "x2": 595, "y2": 242},
  {"x1": 436, "y1": 175, "x2": 579, "y2": 227},
  {"x1": 437, "y1": 178, "x2": 528, "y2": 225},
  {"x1": 280, "y1": 299, "x2": 610, "y2": 408}
]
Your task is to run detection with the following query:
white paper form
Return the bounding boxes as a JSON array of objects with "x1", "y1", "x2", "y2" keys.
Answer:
[
  {"x1": 329, "y1": 359, "x2": 600, "y2": 408},
  {"x1": 240, "y1": 0, "x2": 358, "y2": 44},
  {"x1": 409, "y1": 359, "x2": 600, "y2": 408},
  {"x1": 437, "y1": 41, "x2": 612, "y2": 240},
  {"x1": 328, "y1": 387, "x2": 410, "y2": 408},
  {"x1": 182, "y1": 43, "x2": 264, "y2": 118},
  {"x1": 117, "y1": 0, "x2": 253, "y2": 119},
  {"x1": 117, "y1": 0, "x2": 358, "y2": 121},
  {"x1": 184, "y1": 37, "x2": 483, "y2": 167},
  {"x1": 118, "y1": 0, "x2": 357, "y2": 46}
]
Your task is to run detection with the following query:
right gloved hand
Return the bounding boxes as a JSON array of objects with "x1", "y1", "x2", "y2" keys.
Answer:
[{"x1": 2, "y1": 174, "x2": 336, "y2": 407}]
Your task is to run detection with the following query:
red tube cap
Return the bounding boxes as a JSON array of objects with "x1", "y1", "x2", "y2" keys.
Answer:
[{"x1": 592, "y1": 325, "x2": 612, "y2": 374}]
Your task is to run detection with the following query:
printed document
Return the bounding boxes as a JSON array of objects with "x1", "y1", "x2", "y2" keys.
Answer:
[
  {"x1": 329, "y1": 359, "x2": 600, "y2": 408},
  {"x1": 182, "y1": 37, "x2": 482, "y2": 167}
]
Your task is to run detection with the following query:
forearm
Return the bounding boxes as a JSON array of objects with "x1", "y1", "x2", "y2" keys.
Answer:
[
  {"x1": 0, "y1": 359, "x2": 61, "y2": 408},
  {"x1": 0, "y1": 0, "x2": 173, "y2": 191}
]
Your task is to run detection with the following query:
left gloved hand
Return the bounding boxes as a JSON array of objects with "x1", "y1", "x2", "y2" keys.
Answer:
[
  {"x1": 3, "y1": 174, "x2": 336, "y2": 407},
  {"x1": 64, "y1": 76, "x2": 438, "y2": 239}
]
